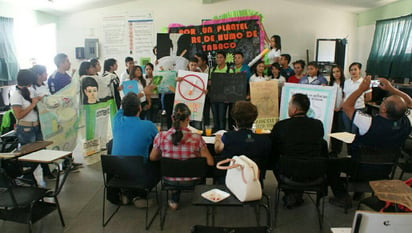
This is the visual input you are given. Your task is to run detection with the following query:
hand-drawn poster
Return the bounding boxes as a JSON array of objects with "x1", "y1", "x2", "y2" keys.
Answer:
[
  {"x1": 174, "y1": 70, "x2": 208, "y2": 121},
  {"x1": 280, "y1": 83, "x2": 337, "y2": 141},
  {"x1": 153, "y1": 71, "x2": 177, "y2": 94},
  {"x1": 168, "y1": 16, "x2": 264, "y2": 64},
  {"x1": 79, "y1": 75, "x2": 117, "y2": 156},
  {"x1": 122, "y1": 80, "x2": 139, "y2": 95},
  {"x1": 250, "y1": 80, "x2": 278, "y2": 130},
  {"x1": 81, "y1": 99, "x2": 117, "y2": 156},
  {"x1": 38, "y1": 81, "x2": 79, "y2": 152},
  {"x1": 210, "y1": 73, "x2": 247, "y2": 103}
]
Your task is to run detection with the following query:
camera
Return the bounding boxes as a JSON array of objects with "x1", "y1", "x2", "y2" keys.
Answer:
[{"x1": 370, "y1": 80, "x2": 380, "y2": 88}]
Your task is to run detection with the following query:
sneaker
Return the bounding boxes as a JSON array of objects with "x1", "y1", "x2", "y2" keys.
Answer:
[
  {"x1": 133, "y1": 197, "x2": 155, "y2": 208},
  {"x1": 120, "y1": 194, "x2": 130, "y2": 205},
  {"x1": 46, "y1": 173, "x2": 57, "y2": 180},
  {"x1": 168, "y1": 200, "x2": 178, "y2": 210}
]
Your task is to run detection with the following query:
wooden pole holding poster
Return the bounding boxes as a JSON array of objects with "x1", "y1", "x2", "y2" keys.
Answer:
[{"x1": 250, "y1": 79, "x2": 278, "y2": 130}]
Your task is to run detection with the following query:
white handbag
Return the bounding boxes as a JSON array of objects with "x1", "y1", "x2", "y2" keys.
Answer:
[{"x1": 216, "y1": 155, "x2": 262, "y2": 202}]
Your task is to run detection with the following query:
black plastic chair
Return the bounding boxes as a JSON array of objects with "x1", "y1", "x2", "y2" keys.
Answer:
[
  {"x1": 342, "y1": 146, "x2": 400, "y2": 213},
  {"x1": 100, "y1": 155, "x2": 159, "y2": 230},
  {"x1": 0, "y1": 165, "x2": 62, "y2": 233},
  {"x1": 191, "y1": 225, "x2": 270, "y2": 233},
  {"x1": 274, "y1": 156, "x2": 328, "y2": 229},
  {"x1": 159, "y1": 157, "x2": 207, "y2": 230},
  {"x1": 397, "y1": 139, "x2": 412, "y2": 180}
]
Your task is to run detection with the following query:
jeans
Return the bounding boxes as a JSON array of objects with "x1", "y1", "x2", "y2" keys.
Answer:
[
  {"x1": 163, "y1": 179, "x2": 202, "y2": 203},
  {"x1": 16, "y1": 125, "x2": 51, "y2": 177},
  {"x1": 331, "y1": 111, "x2": 344, "y2": 155},
  {"x1": 146, "y1": 98, "x2": 161, "y2": 122},
  {"x1": 211, "y1": 102, "x2": 228, "y2": 131},
  {"x1": 16, "y1": 125, "x2": 43, "y2": 145},
  {"x1": 203, "y1": 95, "x2": 211, "y2": 126}
]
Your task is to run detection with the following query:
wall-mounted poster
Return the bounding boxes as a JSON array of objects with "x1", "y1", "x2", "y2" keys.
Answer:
[{"x1": 168, "y1": 16, "x2": 264, "y2": 65}]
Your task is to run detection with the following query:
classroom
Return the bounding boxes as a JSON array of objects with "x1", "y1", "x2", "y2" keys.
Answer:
[{"x1": 1, "y1": 0, "x2": 412, "y2": 233}]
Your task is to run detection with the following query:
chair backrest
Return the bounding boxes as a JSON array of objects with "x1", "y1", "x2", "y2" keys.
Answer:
[
  {"x1": 354, "y1": 146, "x2": 400, "y2": 180},
  {"x1": 160, "y1": 157, "x2": 207, "y2": 178},
  {"x1": 278, "y1": 156, "x2": 328, "y2": 182},
  {"x1": 0, "y1": 167, "x2": 19, "y2": 207},
  {"x1": 100, "y1": 155, "x2": 146, "y2": 183},
  {"x1": 357, "y1": 146, "x2": 400, "y2": 165}
]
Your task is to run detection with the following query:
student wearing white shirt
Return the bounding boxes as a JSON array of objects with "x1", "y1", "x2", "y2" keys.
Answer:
[
  {"x1": 266, "y1": 35, "x2": 281, "y2": 67},
  {"x1": 249, "y1": 60, "x2": 270, "y2": 82},
  {"x1": 30, "y1": 65, "x2": 50, "y2": 97},
  {"x1": 120, "y1": 56, "x2": 134, "y2": 84},
  {"x1": 329, "y1": 65, "x2": 345, "y2": 156},
  {"x1": 342, "y1": 62, "x2": 372, "y2": 133}
]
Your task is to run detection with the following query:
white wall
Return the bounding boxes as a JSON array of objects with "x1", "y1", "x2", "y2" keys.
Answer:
[
  {"x1": 57, "y1": 0, "x2": 358, "y2": 74},
  {"x1": 356, "y1": 24, "x2": 375, "y2": 72},
  {"x1": 0, "y1": 2, "x2": 57, "y2": 70}
]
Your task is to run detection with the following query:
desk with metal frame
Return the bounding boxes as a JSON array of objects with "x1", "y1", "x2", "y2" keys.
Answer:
[
  {"x1": 192, "y1": 185, "x2": 271, "y2": 229},
  {"x1": 18, "y1": 149, "x2": 73, "y2": 226}
]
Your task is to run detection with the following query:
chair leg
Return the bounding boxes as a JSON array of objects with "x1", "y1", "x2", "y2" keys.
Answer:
[
  {"x1": 399, "y1": 170, "x2": 405, "y2": 180},
  {"x1": 160, "y1": 190, "x2": 168, "y2": 231},
  {"x1": 145, "y1": 190, "x2": 160, "y2": 230},
  {"x1": 54, "y1": 196, "x2": 65, "y2": 227},
  {"x1": 102, "y1": 188, "x2": 121, "y2": 227},
  {"x1": 28, "y1": 220, "x2": 33, "y2": 233},
  {"x1": 274, "y1": 187, "x2": 281, "y2": 227}
]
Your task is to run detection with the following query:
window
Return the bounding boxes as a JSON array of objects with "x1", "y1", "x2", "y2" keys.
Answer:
[{"x1": 366, "y1": 14, "x2": 412, "y2": 82}]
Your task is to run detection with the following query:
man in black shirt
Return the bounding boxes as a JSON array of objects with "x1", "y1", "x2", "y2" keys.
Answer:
[{"x1": 270, "y1": 93, "x2": 325, "y2": 208}]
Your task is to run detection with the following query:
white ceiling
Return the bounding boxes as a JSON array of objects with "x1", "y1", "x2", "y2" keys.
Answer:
[{"x1": 0, "y1": 0, "x2": 401, "y2": 15}]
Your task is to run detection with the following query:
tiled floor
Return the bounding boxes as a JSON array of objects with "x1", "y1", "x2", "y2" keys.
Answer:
[{"x1": 1, "y1": 154, "x2": 410, "y2": 233}]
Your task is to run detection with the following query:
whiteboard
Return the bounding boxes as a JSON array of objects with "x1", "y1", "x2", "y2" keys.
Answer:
[{"x1": 317, "y1": 40, "x2": 336, "y2": 63}]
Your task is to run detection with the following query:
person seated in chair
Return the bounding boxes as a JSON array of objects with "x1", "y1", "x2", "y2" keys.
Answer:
[
  {"x1": 214, "y1": 101, "x2": 271, "y2": 184},
  {"x1": 150, "y1": 103, "x2": 214, "y2": 210},
  {"x1": 111, "y1": 92, "x2": 159, "y2": 207},
  {"x1": 329, "y1": 76, "x2": 412, "y2": 207},
  {"x1": 270, "y1": 93, "x2": 325, "y2": 208}
]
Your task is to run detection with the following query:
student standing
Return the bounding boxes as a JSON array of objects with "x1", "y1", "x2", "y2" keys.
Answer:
[
  {"x1": 210, "y1": 51, "x2": 233, "y2": 131},
  {"x1": 120, "y1": 57, "x2": 134, "y2": 84},
  {"x1": 98, "y1": 58, "x2": 121, "y2": 109},
  {"x1": 329, "y1": 65, "x2": 345, "y2": 156},
  {"x1": 128, "y1": 65, "x2": 150, "y2": 119},
  {"x1": 265, "y1": 35, "x2": 281, "y2": 68},
  {"x1": 342, "y1": 62, "x2": 372, "y2": 133},
  {"x1": 299, "y1": 62, "x2": 328, "y2": 85},
  {"x1": 249, "y1": 60, "x2": 269, "y2": 82},
  {"x1": 10, "y1": 70, "x2": 51, "y2": 183},
  {"x1": 144, "y1": 63, "x2": 161, "y2": 122},
  {"x1": 288, "y1": 60, "x2": 306, "y2": 83},
  {"x1": 48, "y1": 53, "x2": 71, "y2": 94},
  {"x1": 195, "y1": 53, "x2": 211, "y2": 127},
  {"x1": 279, "y1": 54, "x2": 295, "y2": 81}
]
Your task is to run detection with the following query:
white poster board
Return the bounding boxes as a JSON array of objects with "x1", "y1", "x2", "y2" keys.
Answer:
[
  {"x1": 174, "y1": 70, "x2": 208, "y2": 121},
  {"x1": 280, "y1": 83, "x2": 336, "y2": 142}
]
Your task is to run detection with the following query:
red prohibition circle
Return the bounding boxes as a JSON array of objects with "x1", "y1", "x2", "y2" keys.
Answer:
[{"x1": 178, "y1": 74, "x2": 205, "y2": 101}]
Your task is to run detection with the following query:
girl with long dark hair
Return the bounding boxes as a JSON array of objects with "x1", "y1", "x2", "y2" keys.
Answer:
[{"x1": 150, "y1": 103, "x2": 213, "y2": 210}]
